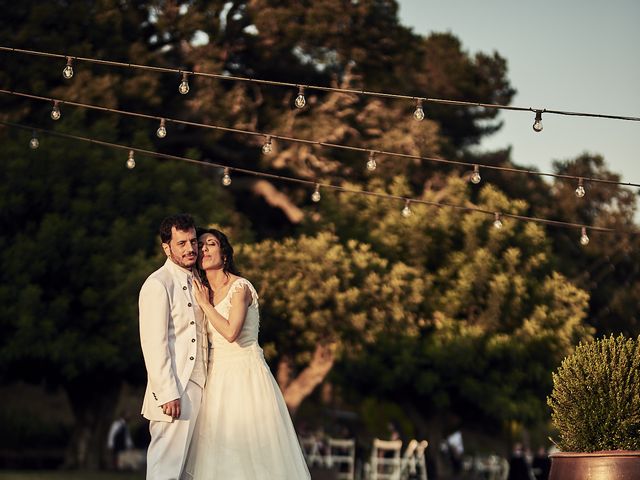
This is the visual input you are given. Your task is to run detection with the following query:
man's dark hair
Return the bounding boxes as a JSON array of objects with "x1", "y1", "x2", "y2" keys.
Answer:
[{"x1": 159, "y1": 213, "x2": 196, "y2": 243}]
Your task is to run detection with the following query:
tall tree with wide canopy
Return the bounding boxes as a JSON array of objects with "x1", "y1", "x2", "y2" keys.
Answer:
[
  {"x1": 0, "y1": 0, "x2": 615, "y2": 469},
  {"x1": 303, "y1": 175, "x2": 592, "y2": 440},
  {"x1": 0, "y1": 1, "x2": 243, "y2": 467}
]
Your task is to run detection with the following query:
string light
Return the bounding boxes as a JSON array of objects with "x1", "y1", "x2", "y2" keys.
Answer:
[
  {"x1": 29, "y1": 130, "x2": 39, "y2": 149},
  {"x1": 178, "y1": 72, "x2": 190, "y2": 95},
  {"x1": 50, "y1": 100, "x2": 61, "y2": 120},
  {"x1": 222, "y1": 167, "x2": 232, "y2": 186},
  {"x1": 366, "y1": 151, "x2": 377, "y2": 171},
  {"x1": 401, "y1": 200, "x2": 412, "y2": 217},
  {"x1": 533, "y1": 111, "x2": 543, "y2": 132},
  {"x1": 413, "y1": 99, "x2": 425, "y2": 121},
  {"x1": 62, "y1": 56, "x2": 74, "y2": 79},
  {"x1": 126, "y1": 150, "x2": 135, "y2": 169},
  {"x1": 311, "y1": 183, "x2": 321, "y2": 202},
  {"x1": 470, "y1": 165, "x2": 481, "y2": 184},
  {"x1": 294, "y1": 86, "x2": 306, "y2": 109},
  {"x1": 262, "y1": 136, "x2": 273, "y2": 154},
  {"x1": 493, "y1": 212, "x2": 503, "y2": 229},
  {"x1": 4, "y1": 119, "x2": 621, "y2": 240},
  {"x1": 575, "y1": 178, "x2": 585, "y2": 198},
  {"x1": 156, "y1": 118, "x2": 167, "y2": 138},
  {"x1": 5, "y1": 89, "x2": 639, "y2": 192},
  {"x1": 580, "y1": 227, "x2": 590, "y2": 246},
  {"x1": 2, "y1": 46, "x2": 639, "y2": 126}
]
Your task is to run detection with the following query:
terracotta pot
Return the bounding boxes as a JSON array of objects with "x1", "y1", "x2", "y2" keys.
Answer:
[{"x1": 549, "y1": 450, "x2": 640, "y2": 480}]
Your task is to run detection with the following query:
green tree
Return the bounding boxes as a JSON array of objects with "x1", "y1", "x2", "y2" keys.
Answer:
[
  {"x1": 3, "y1": 0, "x2": 604, "y2": 468},
  {"x1": 0, "y1": 121, "x2": 239, "y2": 468},
  {"x1": 236, "y1": 231, "x2": 424, "y2": 414},
  {"x1": 312, "y1": 176, "x2": 592, "y2": 447},
  {"x1": 543, "y1": 154, "x2": 640, "y2": 336}
]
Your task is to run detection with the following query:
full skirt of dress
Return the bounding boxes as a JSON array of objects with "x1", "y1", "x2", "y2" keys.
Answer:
[{"x1": 185, "y1": 343, "x2": 311, "y2": 480}]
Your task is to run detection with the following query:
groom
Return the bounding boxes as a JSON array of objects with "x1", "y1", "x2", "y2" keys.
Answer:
[{"x1": 139, "y1": 213, "x2": 207, "y2": 479}]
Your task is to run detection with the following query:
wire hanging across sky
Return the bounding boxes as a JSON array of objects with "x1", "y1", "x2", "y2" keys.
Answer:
[
  {"x1": 1, "y1": 44, "x2": 638, "y2": 246},
  {"x1": 2, "y1": 88, "x2": 639, "y2": 195},
  {"x1": 0, "y1": 119, "x2": 621, "y2": 246},
  {"x1": 1, "y1": 45, "x2": 639, "y2": 126}
]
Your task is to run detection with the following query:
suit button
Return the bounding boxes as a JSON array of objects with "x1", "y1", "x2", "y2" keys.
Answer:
[
  {"x1": 190, "y1": 321, "x2": 195, "y2": 325},
  {"x1": 192, "y1": 338, "x2": 196, "y2": 343},
  {"x1": 183, "y1": 286, "x2": 187, "y2": 291},
  {"x1": 190, "y1": 356, "x2": 194, "y2": 360},
  {"x1": 188, "y1": 302, "x2": 192, "y2": 307}
]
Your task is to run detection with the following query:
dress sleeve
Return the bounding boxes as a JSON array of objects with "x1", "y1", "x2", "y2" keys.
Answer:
[{"x1": 228, "y1": 278, "x2": 259, "y2": 308}]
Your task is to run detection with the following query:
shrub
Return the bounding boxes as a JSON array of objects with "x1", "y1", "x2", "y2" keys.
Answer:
[{"x1": 548, "y1": 334, "x2": 640, "y2": 451}]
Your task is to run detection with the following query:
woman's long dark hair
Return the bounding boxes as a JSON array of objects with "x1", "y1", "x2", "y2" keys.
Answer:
[{"x1": 196, "y1": 227, "x2": 240, "y2": 286}]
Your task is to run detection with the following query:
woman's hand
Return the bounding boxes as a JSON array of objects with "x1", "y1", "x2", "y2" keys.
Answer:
[{"x1": 192, "y1": 277, "x2": 211, "y2": 307}]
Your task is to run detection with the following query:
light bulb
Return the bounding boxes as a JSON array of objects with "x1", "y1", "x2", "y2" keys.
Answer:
[
  {"x1": 29, "y1": 132, "x2": 39, "y2": 149},
  {"x1": 294, "y1": 86, "x2": 306, "y2": 109},
  {"x1": 51, "y1": 101, "x2": 61, "y2": 120},
  {"x1": 470, "y1": 165, "x2": 481, "y2": 184},
  {"x1": 533, "y1": 111, "x2": 543, "y2": 132},
  {"x1": 401, "y1": 200, "x2": 412, "y2": 218},
  {"x1": 62, "y1": 57, "x2": 74, "y2": 79},
  {"x1": 262, "y1": 136, "x2": 272, "y2": 154},
  {"x1": 366, "y1": 151, "x2": 377, "y2": 171},
  {"x1": 580, "y1": 227, "x2": 589, "y2": 246},
  {"x1": 413, "y1": 99, "x2": 425, "y2": 121},
  {"x1": 493, "y1": 212, "x2": 503, "y2": 229},
  {"x1": 311, "y1": 184, "x2": 321, "y2": 202},
  {"x1": 126, "y1": 150, "x2": 136, "y2": 169},
  {"x1": 156, "y1": 119, "x2": 167, "y2": 138},
  {"x1": 222, "y1": 168, "x2": 232, "y2": 186},
  {"x1": 178, "y1": 72, "x2": 190, "y2": 94},
  {"x1": 575, "y1": 179, "x2": 585, "y2": 198}
]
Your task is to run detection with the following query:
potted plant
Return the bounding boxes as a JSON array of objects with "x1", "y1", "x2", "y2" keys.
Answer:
[{"x1": 547, "y1": 334, "x2": 640, "y2": 479}]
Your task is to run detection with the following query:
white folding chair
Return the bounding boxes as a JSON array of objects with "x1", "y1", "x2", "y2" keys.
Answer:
[
  {"x1": 399, "y1": 439, "x2": 429, "y2": 480},
  {"x1": 370, "y1": 438, "x2": 403, "y2": 480},
  {"x1": 399, "y1": 439, "x2": 418, "y2": 479},
  {"x1": 299, "y1": 435, "x2": 325, "y2": 468},
  {"x1": 414, "y1": 440, "x2": 428, "y2": 480},
  {"x1": 326, "y1": 437, "x2": 356, "y2": 480}
]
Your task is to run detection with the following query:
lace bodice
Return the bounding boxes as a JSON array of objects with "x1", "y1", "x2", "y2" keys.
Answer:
[{"x1": 207, "y1": 277, "x2": 260, "y2": 351}]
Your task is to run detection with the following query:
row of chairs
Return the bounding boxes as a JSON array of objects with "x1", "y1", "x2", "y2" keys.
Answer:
[{"x1": 299, "y1": 436, "x2": 428, "y2": 480}]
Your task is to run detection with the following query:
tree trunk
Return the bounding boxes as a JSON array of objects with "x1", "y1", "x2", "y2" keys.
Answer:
[
  {"x1": 423, "y1": 411, "x2": 446, "y2": 480},
  {"x1": 279, "y1": 343, "x2": 336, "y2": 415},
  {"x1": 63, "y1": 377, "x2": 122, "y2": 470}
]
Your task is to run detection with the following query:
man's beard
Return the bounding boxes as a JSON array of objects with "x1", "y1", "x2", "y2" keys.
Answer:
[{"x1": 170, "y1": 249, "x2": 196, "y2": 269}]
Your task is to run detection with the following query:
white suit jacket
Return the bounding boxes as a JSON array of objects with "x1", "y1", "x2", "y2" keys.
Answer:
[{"x1": 139, "y1": 258, "x2": 203, "y2": 422}]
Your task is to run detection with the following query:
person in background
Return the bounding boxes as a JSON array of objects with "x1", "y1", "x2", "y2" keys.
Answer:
[
  {"x1": 106, "y1": 412, "x2": 133, "y2": 470},
  {"x1": 507, "y1": 442, "x2": 533, "y2": 480},
  {"x1": 532, "y1": 446, "x2": 551, "y2": 480}
]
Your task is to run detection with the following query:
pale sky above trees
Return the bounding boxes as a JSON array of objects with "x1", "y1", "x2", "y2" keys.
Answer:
[{"x1": 398, "y1": 0, "x2": 640, "y2": 192}]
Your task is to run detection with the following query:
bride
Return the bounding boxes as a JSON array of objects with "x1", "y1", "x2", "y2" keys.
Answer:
[{"x1": 184, "y1": 227, "x2": 311, "y2": 480}]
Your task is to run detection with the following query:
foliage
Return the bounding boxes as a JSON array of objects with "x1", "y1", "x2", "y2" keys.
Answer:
[
  {"x1": 237, "y1": 232, "x2": 424, "y2": 365},
  {"x1": 548, "y1": 334, "x2": 640, "y2": 452},
  {"x1": 0, "y1": 125, "x2": 237, "y2": 388},
  {"x1": 544, "y1": 155, "x2": 640, "y2": 336},
  {"x1": 316, "y1": 176, "x2": 593, "y2": 426},
  {"x1": 0, "y1": 0, "x2": 625, "y2": 464}
]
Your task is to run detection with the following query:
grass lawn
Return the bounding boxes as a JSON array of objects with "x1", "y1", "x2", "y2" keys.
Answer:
[{"x1": 0, "y1": 472, "x2": 144, "y2": 480}]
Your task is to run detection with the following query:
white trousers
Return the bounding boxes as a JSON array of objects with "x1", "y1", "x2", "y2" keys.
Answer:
[{"x1": 146, "y1": 380, "x2": 203, "y2": 480}]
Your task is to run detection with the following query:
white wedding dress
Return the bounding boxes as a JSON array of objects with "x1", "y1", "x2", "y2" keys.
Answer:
[{"x1": 185, "y1": 278, "x2": 311, "y2": 480}]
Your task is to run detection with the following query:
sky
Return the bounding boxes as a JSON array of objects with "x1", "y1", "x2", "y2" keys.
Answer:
[{"x1": 396, "y1": 0, "x2": 640, "y2": 189}]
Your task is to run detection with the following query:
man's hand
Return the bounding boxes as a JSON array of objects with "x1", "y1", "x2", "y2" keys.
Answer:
[{"x1": 161, "y1": 399, "x2": 181, "y2": 419}]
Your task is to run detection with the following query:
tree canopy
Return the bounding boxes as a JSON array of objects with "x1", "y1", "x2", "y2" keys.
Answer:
[{"x1": 0, "y1": 0, "x2": 636, "y2": 468}]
